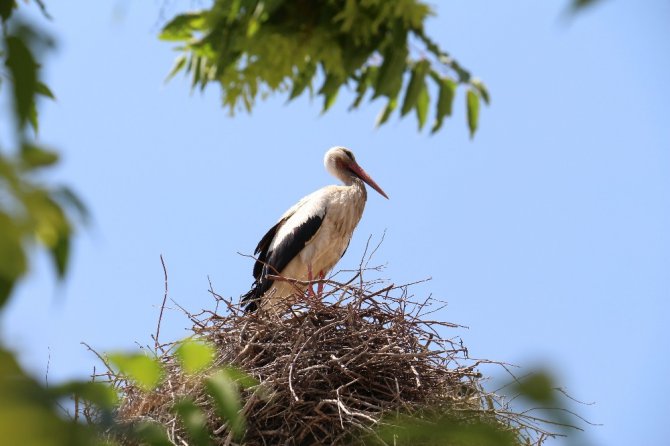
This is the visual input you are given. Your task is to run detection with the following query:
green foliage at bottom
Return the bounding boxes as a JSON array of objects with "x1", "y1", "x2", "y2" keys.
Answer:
[
  {"x1": 375, "y1": 412, "x2": 519, "y2": 446},
  {"x1": 0, "y1": 348, "x2": 99, "y2": 446}
]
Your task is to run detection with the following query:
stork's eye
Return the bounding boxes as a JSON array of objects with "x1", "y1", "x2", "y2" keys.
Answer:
[{"x1": 343, "y1": 150, "x2": 354, "y2": 160}]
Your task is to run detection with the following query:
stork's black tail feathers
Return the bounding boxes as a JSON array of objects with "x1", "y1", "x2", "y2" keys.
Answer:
[
  {"x1": 241, "y1": 282, "x2": 261, "y2": 313},
  {"x1": 241, "y1": 275, "x2": 275, "y2": 313}
]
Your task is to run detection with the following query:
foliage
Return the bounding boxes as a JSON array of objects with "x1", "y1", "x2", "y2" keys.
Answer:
[
  {"x1": 109, "y1": 352, "x2": 165, "y2": 392},
  {"x1": 0, "y1": 347, "x2": 106, "y2": 445},
  {"x1": 374, "y1": 369, "x2": 588, "y2": 445},
  {"x1": 0, "y1": 1, "x2": 86, "y2": 308},
  {"x1": 375, "y1": 412, "x2": 519, "y2": 446},
  {"x1": 160, "y1": 0, "x2": 489, "y2": 137},
  {"x1": 175, "y1": 337, "x2": 216, "y2": 374},
  {"x1": 570, "y1": 0, "x2": 604, "y2": 12},
  {"x1": 0, "y1": 3, "x2": 93, "y2": 444},
  {"x1": 104, "y1": 339, "x2": 258, "y2": 445}
]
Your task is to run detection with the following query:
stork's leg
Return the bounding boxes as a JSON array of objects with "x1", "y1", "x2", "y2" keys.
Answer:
[
  {"x1": 306, "y1": 263, "x2": 316, "y2": 298},
  {"x1": 316, "y1": 271, "x2": 325, "y2": 295}
]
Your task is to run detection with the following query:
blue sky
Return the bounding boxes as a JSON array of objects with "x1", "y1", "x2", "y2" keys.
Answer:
[{"x1": 2, "y1": 1, "x2": 668, "y2": 445}]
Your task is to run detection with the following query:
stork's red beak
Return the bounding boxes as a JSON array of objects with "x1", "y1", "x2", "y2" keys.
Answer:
[{"x1": 349, "y1": 162, "x2": 389, "y2": 199}]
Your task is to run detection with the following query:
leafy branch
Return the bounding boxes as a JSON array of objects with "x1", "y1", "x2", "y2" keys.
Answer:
[
  {"x1": 160, "y1": 0, "x2": 490, "y2": 137},
  {"x1": 0, "y1": 3, "x2": 86, "y2": 306}
]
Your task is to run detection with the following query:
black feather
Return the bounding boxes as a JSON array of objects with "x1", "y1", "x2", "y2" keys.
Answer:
[
  {"x1": 242, "y1": 212, "x2": 325, "y2": 312},
  {"x1": 240, "y1": 286, "x2": 259, "y2": 312},
  {"x1": 252, "y1": 220, "x2": 283, "y2": 280}
]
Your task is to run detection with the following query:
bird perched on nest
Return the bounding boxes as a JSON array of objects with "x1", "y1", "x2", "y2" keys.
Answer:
[{"x1": 242, "y1": 146, "x2": 388, "y2": 314}]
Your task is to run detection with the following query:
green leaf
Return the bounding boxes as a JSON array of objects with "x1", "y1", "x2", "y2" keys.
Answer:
[
  {"x1": 437, "y1": 77, "x2": 456, "y2": 116},
  {"x1": 26, "y1": 193, "x2": 69, "y2": 251},
  {"x1": 414, "y1": 82, "x2": 429, "y2": 130},
  {"x1": 175, "y1": 339, "x2": 215, "y2": 374},
  {"x1": 471, "y1": 78, "x2": 490, "y2": 105},
  {"x1": 333, "y1": 0, "x2": 358, "y2": 32},
  {"x1": 36, "y1": 81, "x2": 55, "y2": 100},
  {"x1": 5, "y1": 36, "x2": 38, "y2": 130},
  {"x1": 350, "y1": 65, "x2": 377, "y2": 110},
  {"x1": 191, "y1": 55, "x2": 202, "y2": 90},
  {"x1": 571, "y1": 0, "x2": 603, "y2": 11},
  {"x1": 466, "y1": 88, "x2": 480, "y2": 138},
  {"x1": 0, "y1": 0, "x2": 16, "y2": 22},
  {"x1": 28, "y1": 100, "x2": 39, "y2": 133},
  {"x1": 0, "y1": 211, "x2": 27, "y2": 283},
  {"x1": 288, "y1": 62, "x2": 317, "y2": 101},
  {"x1": 377, "y1": 413, "x2": 518, "y2": 446},
  {"x1": 174, "y1": 399, "x2": 211, "y2": 446},
  {"x1": 220, "y1": 366, "x2": 258, "y2": 389},
  {"x1": 27, "y1": 81, "x2": 56, "y2": 132},
  {"x1": 109, "y1": 353, "x2": 163, "y2": 391},
  {"x1": 401, "y1": 60, "x2": 429, "y2": 116},
  {"x1": 132, "y1": 422, "x2": 172, "y2": 446},
  {"x1": 53, "y1": 186, "x2": 90, "y2": 224},
  {"x1": 226, "y1": 0, "x2": 242, "y2": 23},
  {"x1": 319, "y1": 73, "x2": 342, "y2": 113},
  {"x1": 341, "y1": 44, "x2": 372, "y2": 75},
  {"x1": 374, "y1": 35, "x2": 408, "y2": 99},
  {"x1": 375, "y1": 97, "x2": 397, "y2": 127},
  {"x1": 322, "y1": 89, "x2": 339, "y2": 113},
  {"x1": 0, "y1": 276, "x2": 16, "y2": 309},
  {"x1": 512, "y1": 371, "x2": 556, "y2": 404},
  {"x1": 20, "y1": 144, "x2": 59, "y2": 169},
  {"x1": 165, "y1": 55, "x2": 187, "y2": 82},
  {"x1": 49, "y1": 232, "x2": 70, "y2": 279},
  {"x1": 431, "y1": 74, "x2": 456, "y2": 134},
  {"x1": 159, "y1": 13, "x2": 205, "y2": 41},
  {"x1": 247, "y1": 18, "x2": 260, "y2": 37},
  {"x1": 32, "y1": 0, "x2": 52, "y2": 20},
  {"x1": 205, "y1": 369, "x2": 244, "y2": 438}
]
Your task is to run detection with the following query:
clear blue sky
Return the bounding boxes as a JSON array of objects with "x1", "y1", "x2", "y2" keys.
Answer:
[{"x1": 2, "y1": 1, "x2": 668, "y2": 445}]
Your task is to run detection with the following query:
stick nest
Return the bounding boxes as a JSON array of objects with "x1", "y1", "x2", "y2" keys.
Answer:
[{"x1": 109, "y1": 270, "x2": 545, "y2": 445}]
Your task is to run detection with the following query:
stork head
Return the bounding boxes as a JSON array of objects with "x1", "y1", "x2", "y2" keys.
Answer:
[{"x1": 324, "y1": 146, "x2": 389, "y2": 199}]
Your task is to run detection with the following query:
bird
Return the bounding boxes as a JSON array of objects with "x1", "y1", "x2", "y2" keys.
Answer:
[{"x1": 242, "y1": 146, "x2": 388, "y2": 314}]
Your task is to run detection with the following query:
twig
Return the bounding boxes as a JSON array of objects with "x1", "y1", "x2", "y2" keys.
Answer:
[
  {"x1": 73, "y1": 394, "x2": 80, "y2": 422},
  {"x1": 45, "y1": 347, "x2": 51, "y2": 388},
  {"x1": 81, "y1": 341, "x2": 113, "y2": 374},
  {"x1": 154, "y1": 254, "x2": 170, "y2": 353}
]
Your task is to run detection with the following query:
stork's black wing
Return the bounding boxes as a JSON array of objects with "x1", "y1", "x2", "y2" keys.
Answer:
[
  {"x1": 242, "y1": 211, "x2": 325, "y2": 312},
  {"x1": 252, "y1": 220, "x2": 282, "y2": 280}
]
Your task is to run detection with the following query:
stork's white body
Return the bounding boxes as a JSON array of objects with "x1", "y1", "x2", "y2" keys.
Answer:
[
  {"x1": 264, "y1": 181, "x2": 367, "y2": 311},
  {"x1": 242, "y1": 147, "x2": 387, "y2": 314}
]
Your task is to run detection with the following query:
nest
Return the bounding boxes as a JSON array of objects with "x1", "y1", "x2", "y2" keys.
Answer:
[{"x1": 105, "y1": 265, "x2": 554, "y2": 445}]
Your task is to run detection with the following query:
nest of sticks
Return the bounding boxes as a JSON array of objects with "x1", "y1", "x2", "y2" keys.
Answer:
[{"x1": 105, "y1": 259, "x2": 555, "y2": 445}]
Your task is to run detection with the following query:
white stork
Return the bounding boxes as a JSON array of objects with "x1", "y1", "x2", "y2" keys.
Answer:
[{"x1": 242, "y1": 146, "x2": 388, "y2": 313}]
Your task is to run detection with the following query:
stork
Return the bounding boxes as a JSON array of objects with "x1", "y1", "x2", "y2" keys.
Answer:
[{"x1": 242, "y1": 146, "x2": 388, "y2": 314}]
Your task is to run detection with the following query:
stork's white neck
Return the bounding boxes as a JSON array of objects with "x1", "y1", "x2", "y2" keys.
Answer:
[
  {"x1": 327, "y1": 165, "x2": 368, "y2": 200},
  {"x1": 350, "y1": 176, "x2": 368, "y2": 201},
  {"x1": 325, "y1": 159, "x2": 347, "y2": 183},
  {"x1": 335, "y1": 168, "x2": 356, "y2": 186}
]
